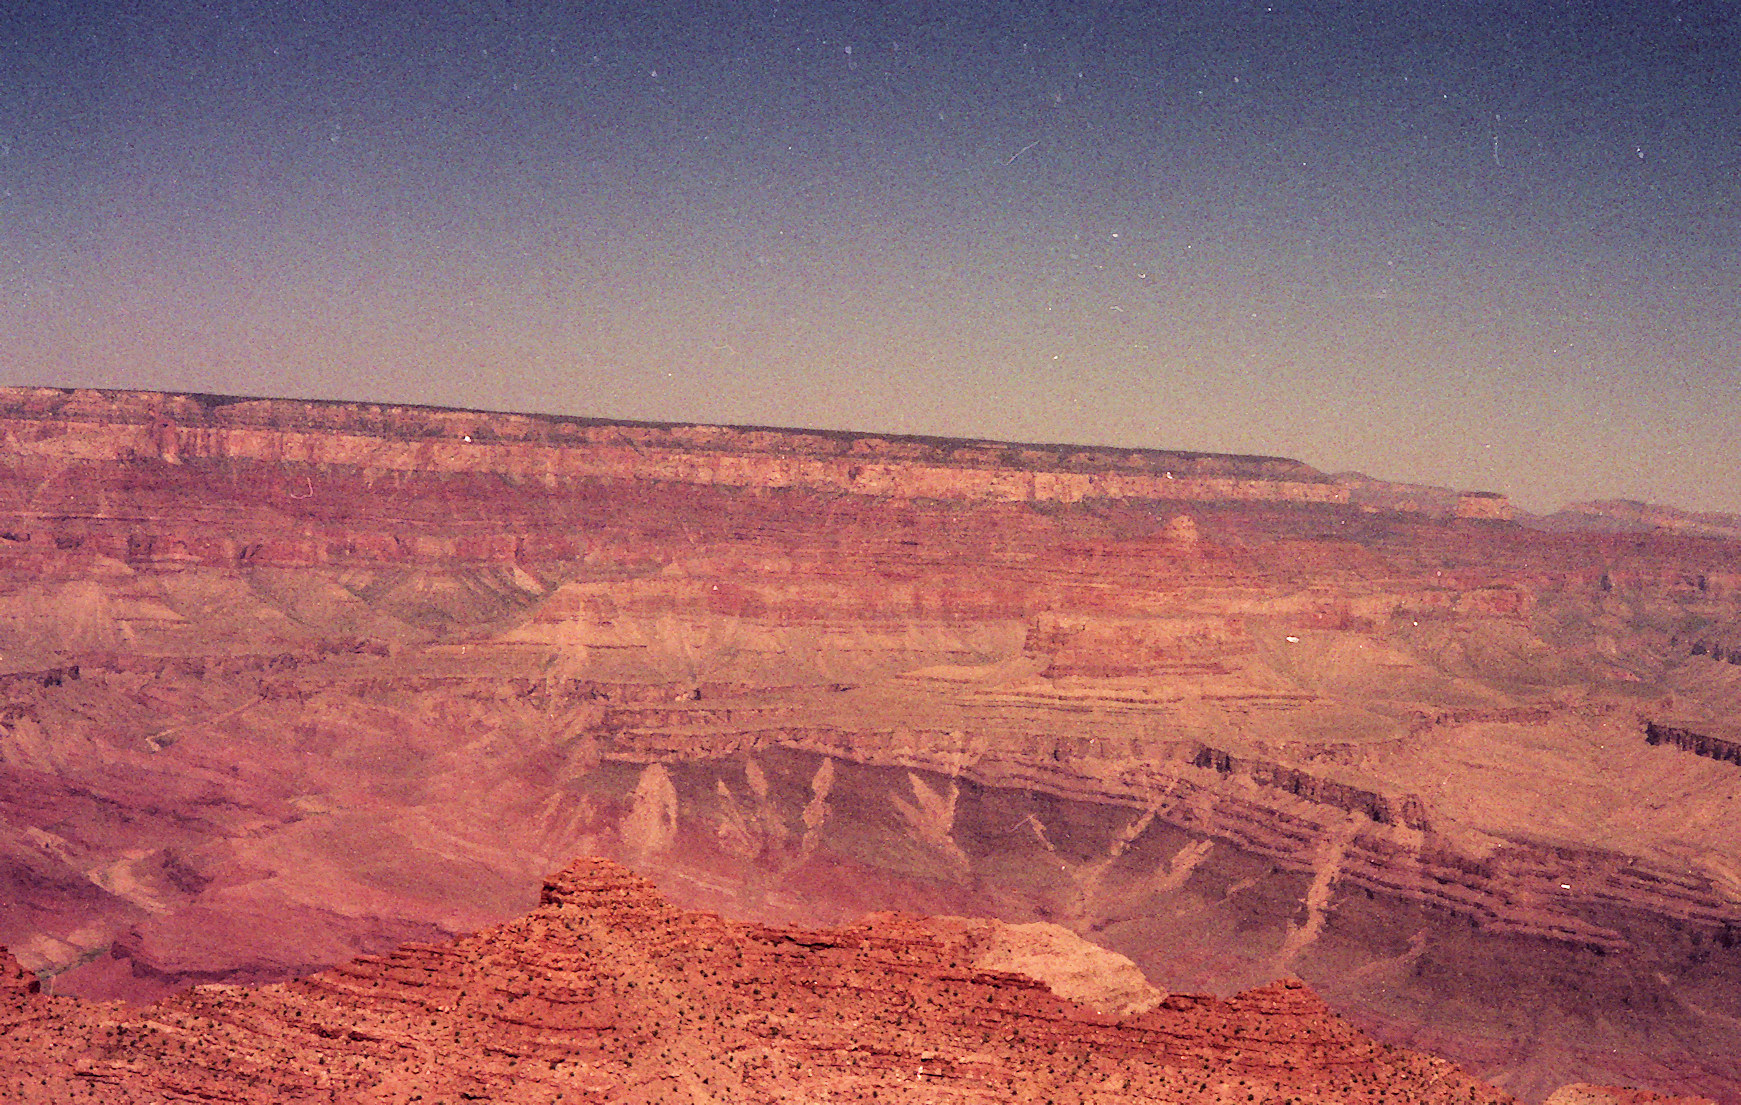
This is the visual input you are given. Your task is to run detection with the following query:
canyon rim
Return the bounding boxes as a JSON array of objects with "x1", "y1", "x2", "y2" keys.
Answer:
[{"x1": 2, "y1": 386, "x2": 1739, "y2": 1102}]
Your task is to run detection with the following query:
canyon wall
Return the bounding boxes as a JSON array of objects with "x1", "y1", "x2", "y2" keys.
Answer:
[
  {"x1": 3, "y1": 388, "x2": 1740, "y2": 1102},
  {"x1": 2, "y1": 387, "x2": 1345, "y2": 508}
]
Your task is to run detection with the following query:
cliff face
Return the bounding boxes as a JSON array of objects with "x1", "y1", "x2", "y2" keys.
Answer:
[
  {"x1": 1, "y1": 387, "x2": 1345, "y2": 511},
  {"x1": 0, "y1": 856, "x2": 1522, "y2": 1104},
  {"x1": 3, "y1": 388, "x2": 1741, "y2": 1102}
]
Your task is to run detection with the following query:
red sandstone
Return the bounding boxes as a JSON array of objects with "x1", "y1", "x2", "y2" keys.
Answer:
[
  {"x1": 2, "y1": 388, "x2": 1739, "y2": 1103},
  {"x1": 0, "y1": 856, "x2": 1528, "y2": 1104}
]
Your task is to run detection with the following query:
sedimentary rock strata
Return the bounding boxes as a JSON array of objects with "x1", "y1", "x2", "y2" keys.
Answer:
[
  {"x1": 0, "y1": 386, "x2": 1344, "y2": 512},
  {"x1": 2, "y1": 388, "x2": 1740, "y2": 1101},
  {"x1": 1645, "y1": 723, "x2": 1741, "y2": 766},
  {"x1": 0, "y1": 857, "x2": 1523, "y2": 1104}
]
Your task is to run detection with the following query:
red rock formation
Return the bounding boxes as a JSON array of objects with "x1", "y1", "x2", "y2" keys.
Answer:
[
  {"x1": 3, "y1": 388, "x2": 1741, "y2": 1102},
  {"x1": 2, "y1": 945, "x2": 40, "y2": 995},
  {"x1": 0, "y1": 857, "x2": 1524, "y2": 1104},
  {"x1": 1456, "y1": 490, "x2": 1515, "y2": 521},
  {"x1": 1, "y1": 386, "x2": 1346, "y2": 509}
]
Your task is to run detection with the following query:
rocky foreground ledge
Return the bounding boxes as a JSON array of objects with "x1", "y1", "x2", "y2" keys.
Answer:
[{"x1": 0, "y1": 856, "x2": 1548, "y2": 1104}]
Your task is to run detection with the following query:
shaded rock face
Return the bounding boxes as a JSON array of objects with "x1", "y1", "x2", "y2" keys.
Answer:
[
  {"x1": 0, "y1": 856, "x2": 1520, "y2": 1103},
  {"x1": 1, "y1": 945, "x2": 40, "y2": 995},
  {"x1": 2, "y1": 388, "x2": 1740, "y2": 1101}
]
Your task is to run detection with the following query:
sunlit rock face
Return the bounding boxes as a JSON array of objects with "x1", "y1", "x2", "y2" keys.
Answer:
[
  {"x1": 0, "y1": 857, "x2": 1525, "y2": 1104},
  {"x1": 3, "y1": 387, "x2": 1740, "y2": 1102}
]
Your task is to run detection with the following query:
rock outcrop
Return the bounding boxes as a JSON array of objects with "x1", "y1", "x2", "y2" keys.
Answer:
[
  {"x1": 3, "y1": 388, "x2": 1741, "y2": 1102},
  {"x1": 1456, "y1": 490, "x2": 1514, "y2": 521},
  {"x1": 968, "y1": 917, "x2": 1164, "y2": 1018},
  {"x1": 1645, "y1": 722, "x2": 1741, "y2": 766},
  {"x1": 0, "y1": 856, "x2": 1522, "y2": 1103},
  {"x1": 1, "y1": 945, "x2": 40, "y2": 995}
]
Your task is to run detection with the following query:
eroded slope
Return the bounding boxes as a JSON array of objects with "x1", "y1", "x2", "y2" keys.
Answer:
[{"x1": 3, "y1": 388, "x2": 1741, "y2": 1100}]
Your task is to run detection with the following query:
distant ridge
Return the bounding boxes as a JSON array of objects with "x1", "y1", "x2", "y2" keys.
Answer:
[
  {"x1": 2, "y1": 385, "x2": 1348, "y2": 506},
  {"x1": 1537, "y1": 500, "x2": 1741, "y2": 541}
]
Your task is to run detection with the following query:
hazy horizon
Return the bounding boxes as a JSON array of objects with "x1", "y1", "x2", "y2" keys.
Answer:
[{"x1": 3, "y1": 2, "x2": 1736, "y2": 514}]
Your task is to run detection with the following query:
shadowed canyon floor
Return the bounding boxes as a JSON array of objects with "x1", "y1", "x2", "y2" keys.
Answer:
[{"x1": 3, "y1": 388, "x2": 1741, "y2": 1102}]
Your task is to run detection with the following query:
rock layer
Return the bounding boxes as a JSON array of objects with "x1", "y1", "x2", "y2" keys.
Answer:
[
  {"x1": 0, "y1": 386, "x2": 1344, "y2": 511},
  {"x1": 3, "y1": 388, "x2": 1741, "y2": 1101},
  {"x1": 0, "y1": 856, "x2": 1523, "y2": 1103}
]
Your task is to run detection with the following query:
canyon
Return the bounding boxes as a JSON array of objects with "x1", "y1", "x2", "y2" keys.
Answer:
[{"x1": 3, "y1": 387, "x2": 1740, "y2": 1101}]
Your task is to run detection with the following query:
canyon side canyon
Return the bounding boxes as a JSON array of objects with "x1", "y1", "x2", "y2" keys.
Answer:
[{"x1": 2, "y1": 387, "x2": 1739, "y2": 1102}]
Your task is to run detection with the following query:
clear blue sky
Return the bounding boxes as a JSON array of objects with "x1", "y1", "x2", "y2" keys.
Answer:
[{"x1": 3, "y1": 1, "x2": 1737, "y2": 512}]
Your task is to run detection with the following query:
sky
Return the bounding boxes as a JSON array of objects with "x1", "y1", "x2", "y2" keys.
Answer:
[{"x1": 1, "y1": 1, "x2": 1737, "y2": 513}]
